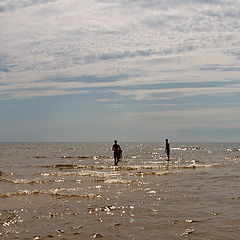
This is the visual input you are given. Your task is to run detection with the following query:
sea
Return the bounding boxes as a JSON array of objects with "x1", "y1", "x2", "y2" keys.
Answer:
[{"x1": 0, "y1": 142, "x2": 239, "y2": 240}]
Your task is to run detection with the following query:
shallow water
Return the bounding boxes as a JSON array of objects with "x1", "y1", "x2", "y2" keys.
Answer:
[{"x1": 0, "y1": 142, "x2": 239, "y2": 239}]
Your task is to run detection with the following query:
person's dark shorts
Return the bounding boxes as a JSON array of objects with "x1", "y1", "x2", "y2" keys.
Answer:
[{"x1": 114, "y1": 152, "x2": 119, "y2": 159}]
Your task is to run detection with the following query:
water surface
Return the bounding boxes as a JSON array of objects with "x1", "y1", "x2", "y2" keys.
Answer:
[{"x1": 0, "y1": 142, "x2": 239, "y2": 239}]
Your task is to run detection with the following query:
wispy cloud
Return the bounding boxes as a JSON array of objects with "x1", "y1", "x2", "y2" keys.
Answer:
[{"x1": 111, "y1": 83, "x2": 240, "y2": 101}]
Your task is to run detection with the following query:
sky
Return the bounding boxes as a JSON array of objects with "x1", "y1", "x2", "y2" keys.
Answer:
[{"x1": 0, "y1": 0, "x2": 240, "y2": 142}]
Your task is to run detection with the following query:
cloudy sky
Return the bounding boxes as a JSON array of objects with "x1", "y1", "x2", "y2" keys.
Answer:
[{"x1": 0, "y1": 0, "x2": 240, "y2": 142}]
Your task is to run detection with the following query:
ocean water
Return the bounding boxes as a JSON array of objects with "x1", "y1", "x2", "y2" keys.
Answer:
[{"x1": 0, "y1": 142, "x2": 239, "y2": 240}]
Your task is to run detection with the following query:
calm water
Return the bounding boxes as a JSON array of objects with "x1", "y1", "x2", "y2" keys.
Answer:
[{"x1": 0, "y1": 142, "x2": 239, "y2": 239}]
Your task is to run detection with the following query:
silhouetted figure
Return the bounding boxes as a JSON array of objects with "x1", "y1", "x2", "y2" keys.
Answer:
[
  {"x1": 118, "y1": 147, "x2": 122, "y2": 161},
  {"x1": 165, "y1": 139, "x2": 170, "y2": 160},
  {"x1": 112, "y1": 140, "x2": 121, "y2": 165}
]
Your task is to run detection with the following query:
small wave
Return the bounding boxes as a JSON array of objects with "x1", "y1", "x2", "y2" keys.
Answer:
[
  {"x1": 88, "y1": 205, "x2": 135, "y2": 213},
  {"x1": 172, "y1": 147, "x2": 205, "y2": 151},
  {"x1": 112, "y1": 163, "x2": 221, "y2": 171},
  {"x1": 232, "y1": 157, "x2": 240, "y2": 161},
  {"x1": 227, "y1": 148, "x2": 240, "y2": 152},
  {"x1": 178, "y1": 163, "x2": 222, "y2": 169},
  {"x1": 42, "y1": 164, "x2": 89, "y2": 169},
  {"x1": 104, "y1": 179, "x2": 134, "y2": 184},
  {"x1": 81, "y1": 165, "x2": 110, "y2": 170},
  {"x1": 111, "y1": 165, "x2": 166, "y2": 171},
  {"x1": 225, "y1": 157, "x2": 240, "y2": 162},
  {"x1": 94, "y1": 155, "x2": 109, "y2": 159},
  {"x1": 42, "y1": 164, "x2": 79, "y2": 169},
  {"x1": 41, "y1": 164, "x2": 109, "y2": 170},
  {"x1": 46, "y1": 163, "x2": 222, "y2": 172},
  {"x1": 179, "y1": 228, "x2": 195, "y2": 236},
  {"x1": 40, "y1": 170, "x2": 119, "y2": 178},
  {"x1": 0, "y1": 188, "x2": 101, "y2": 198},
  {"x1": 130, "y1": 171, "x2": 179, "y2": 176},
  {"x1": 61, "y1": 156, "x2": 91, "y2": 159},
  {"x1": 39, "y1": 168, "x2": 181, "y2": 179},
  {"x1": 0, "y1": 178, "x2": 53, "y2": 184},
  {"x1": 39, "y1": 162, "x2": 223, "y2": 177},
  {"x1": 148, "y1": 161, "x2": 164, "y2": 164}
]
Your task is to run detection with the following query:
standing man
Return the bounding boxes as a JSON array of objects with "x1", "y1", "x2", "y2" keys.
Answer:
[
  {"x1": 112, "y1": 140, "x2": 121, "y2": 165},
  {"x1": 165, "y1": 139, "x2": 170, "y2": 161}
]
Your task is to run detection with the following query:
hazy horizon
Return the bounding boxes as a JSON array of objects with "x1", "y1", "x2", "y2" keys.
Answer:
[{"x1": 0, "y1": 140, "x2": 239, "y2": 144}]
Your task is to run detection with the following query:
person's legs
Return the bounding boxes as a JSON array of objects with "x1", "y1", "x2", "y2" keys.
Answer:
[
  {"x1": 114, "y1": 152, "x2": 118, "y2": 165},
  {"x1": 116, "y1": 152, "x2": 120, "y2": 164},
  {"x1": 167, "y1": 150, "x2": 170, "y2": 160}
]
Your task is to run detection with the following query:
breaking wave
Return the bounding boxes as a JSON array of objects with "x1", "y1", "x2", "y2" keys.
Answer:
[
  {"x1": 41, "y1": 164, "x2": 108, "y2": 170},
  {"x1": 0, "y1": 188, "x2": 101, "y2": 198},
  {"x1": 103, "y1": 179, "x2": 134, "y2": 184},
  {"x1": 40, "y1": 170, "x2": 120, "y2": 178},
  {"x1": 0, "y1": 178, "x2": 53, "y2": 184},
  {"x1": 40, "y1": 163, "x2": 222, "y2": 171},
  {"x1": 111, "y1": 163, "x2": 222, "y2": 171},
  {"x1": 127, "y1": 171, "x2": 180, "y2": 176},
  {"x1": 37, "y1": 163, "x2": 223, "y2": 179}
]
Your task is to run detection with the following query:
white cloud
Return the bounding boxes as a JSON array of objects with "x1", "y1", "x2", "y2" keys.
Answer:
[
  {"x1": 0, "y1": 0, "x2": 239, "y2": 101},
  {"x1": 0, "y1": 0, "x2": 59, "y2": 13}
]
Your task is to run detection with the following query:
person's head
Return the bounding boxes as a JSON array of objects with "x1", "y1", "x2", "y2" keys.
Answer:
[
  {"x1": 165, "y1": 139, "x2": 168, "y2": 142},
  {"x1": 114, "y1": 140, "x2": 117, "y2": 144}
]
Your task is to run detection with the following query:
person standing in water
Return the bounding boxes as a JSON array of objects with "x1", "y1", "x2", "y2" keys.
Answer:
[
  {"x1": 165, "y1": 139, "x2": 170, "y2": 161},
  {"x1": 112, "y1": 140, "x2": 121, "y2": 165}
]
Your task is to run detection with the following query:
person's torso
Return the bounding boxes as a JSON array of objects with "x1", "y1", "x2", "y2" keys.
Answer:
[
  {"x1": 166, "y1": 143, "x2": 170, "y2": 150},
  {"x1": 113, "y1": 144, "x2": 120, "y2": 152}
]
